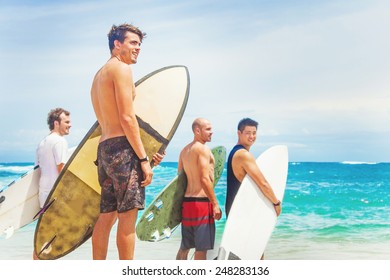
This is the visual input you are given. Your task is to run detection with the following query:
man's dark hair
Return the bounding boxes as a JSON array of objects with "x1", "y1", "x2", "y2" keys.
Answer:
[
  {"x1": 108, "y1": 23, "x2": 146, "y2": 53},
  {"x1": 47, "y1": 108, "x2": 70, "y2": 130},
  {"x1": 237, "y1": 118, "x2": 258, "y2": 132}
]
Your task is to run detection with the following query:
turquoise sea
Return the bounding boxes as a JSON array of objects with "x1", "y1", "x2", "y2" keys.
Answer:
[{"x1": 1, "y1": 161, "x2": 390, "y2": 259}]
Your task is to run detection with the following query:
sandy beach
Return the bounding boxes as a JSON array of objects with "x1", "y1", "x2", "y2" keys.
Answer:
[
  {"x1": 1, "y1": 221, "x2": 389, "y2": 260},
  {"x1": 0, "y1": 222, "x2": 218, "y2": 260}
]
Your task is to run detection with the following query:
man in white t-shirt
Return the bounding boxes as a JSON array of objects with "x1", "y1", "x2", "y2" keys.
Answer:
[
  {"x1": 34, "y1": 108, "x2": 71, "y2": 260},
  {"x1": 35, "y1": 108, "x2": 71, "y2": 208}
]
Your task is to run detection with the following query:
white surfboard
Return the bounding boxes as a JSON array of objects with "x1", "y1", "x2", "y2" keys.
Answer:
[
  {"x1": 217, "y1": 145, "x2": 288, "y2": 260},
  {"x1": 0, "y1": 166, "x2": 41, "y2": 239},
  {"x1": 0, "y1": 147, "x2": 76, "y2": 239}
]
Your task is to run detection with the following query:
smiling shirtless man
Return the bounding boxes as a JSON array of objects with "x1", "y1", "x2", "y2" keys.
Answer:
[{"x1": 90, "y1": 23, "x2": 164, "y2": 260}]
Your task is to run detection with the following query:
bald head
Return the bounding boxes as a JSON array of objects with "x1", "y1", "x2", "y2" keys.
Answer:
[
  {"x1": 192, "y1": 118, "x2": 209, "y2": 132},
  {"x1": 191, "y1": 118, "x2": 213, "y2": 143}
]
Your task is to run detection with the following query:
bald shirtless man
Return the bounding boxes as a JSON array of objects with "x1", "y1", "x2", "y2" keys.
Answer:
[
  {"x1": 176, "y1": 118, "x2": 222, "y2": 260},
  {"x1": 90, "y1": 23, "x2": 163, "y2": 260}
]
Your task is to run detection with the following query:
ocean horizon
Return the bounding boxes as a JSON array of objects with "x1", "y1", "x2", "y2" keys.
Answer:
[{"x1": 1, "y1": 160, "x2": 390, "y2": 260}]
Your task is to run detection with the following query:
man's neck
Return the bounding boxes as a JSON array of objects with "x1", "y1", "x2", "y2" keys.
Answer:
[
  {"x1": 237, "y1": 142, "x2": 250, "y2": 151},
  {"x1": 51, "y1": 130, "x2": 62, "y2": 137}
]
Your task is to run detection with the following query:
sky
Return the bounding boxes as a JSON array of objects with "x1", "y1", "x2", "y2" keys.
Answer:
[{"x1": 0, "y1": 0, "x2": 389, "y2": 162}]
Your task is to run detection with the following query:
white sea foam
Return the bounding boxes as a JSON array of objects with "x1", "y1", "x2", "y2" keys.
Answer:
[
  {"x1": 0, "y1": 165, "x2": 33, "y2": 173},
  {"x1": 341, "y1": 161, "x2": 378, "y2": 165}
]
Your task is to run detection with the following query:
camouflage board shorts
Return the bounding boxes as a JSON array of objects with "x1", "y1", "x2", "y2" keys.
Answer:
[{"x1": 97, "y1": 136, "x2": 144, "y2": 213}]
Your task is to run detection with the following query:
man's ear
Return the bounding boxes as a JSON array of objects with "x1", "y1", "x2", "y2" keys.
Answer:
[{"x1": 114, "y1": 39, "x2": 121, "y2": 49}]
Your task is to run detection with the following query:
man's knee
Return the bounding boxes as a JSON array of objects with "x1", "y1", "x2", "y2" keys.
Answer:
[
  {"x1": 194, "y1": 250, "x2": 207, "y2": 260},
  {"x1": 176, "y1": 249, "x2": 189, "y2": 260}
]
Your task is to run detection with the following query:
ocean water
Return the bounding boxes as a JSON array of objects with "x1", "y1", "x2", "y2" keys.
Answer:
[{"x1": 1, "y1": 161, "x2": 390, "y2": 259}]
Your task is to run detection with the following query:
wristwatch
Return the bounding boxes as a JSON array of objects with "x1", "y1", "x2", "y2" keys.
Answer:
[
  {"x1": 139, "y1": 156, "x2": 149, "y2": 163},
  {"x1": 273, "y1": 200, "x2": 281, "y2": 207}
]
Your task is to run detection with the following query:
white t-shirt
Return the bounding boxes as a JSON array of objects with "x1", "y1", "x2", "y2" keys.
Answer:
[{"x1": 35, "y1": 133, "x2": 69, "y2": 207}]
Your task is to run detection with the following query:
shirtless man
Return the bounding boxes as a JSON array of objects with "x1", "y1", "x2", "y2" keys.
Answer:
[
  {"x1": 90, "y1": 23, "x2": 163, "y2": 260},
  {"x1": 176, "y1": 118, "x2": 222, "y2": 260}
]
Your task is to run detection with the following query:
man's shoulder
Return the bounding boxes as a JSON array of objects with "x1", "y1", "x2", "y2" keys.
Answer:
[
  {"x1": 232, "y1": 147, "x2": 251, "y2": 161},
  {"x1": 96, "y1": 60, "x2": 131, "y2": 77},
  {"x1": 47, "y1": 133, "x2": 67, "y2": 144},
  {"x1": 48, "y1": 132, "x2": 63, "y2": 139},
  {"x1": 109, "y1": 60, "x2": 133, "y2": 75},
  {"x1": 193, "y1": 142, "x2": 211, "y2": 153},
  {"x1": 180, "y1": 142, "x2": 210, "y2": 159}
]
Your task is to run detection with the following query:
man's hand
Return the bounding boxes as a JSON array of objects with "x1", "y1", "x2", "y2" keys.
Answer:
[
  {"x1": 213, "y1": 204, "x2": 222, "y2": 220},
  {"x1": 152, "y1": 151, "x2": 166, "y2": 166},
  {"x1": 140, "y1": 161, "x2": 153, "y2": 187},
  {"x1": 274, "y1": 204, "x2": 282, "y2": 217}
]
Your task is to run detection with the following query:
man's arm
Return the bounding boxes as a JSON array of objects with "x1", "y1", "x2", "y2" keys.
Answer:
[
  {"x1": 56, "y1": 163, "x2": 64, "y2": 173},
  {"x1": 238, "y1": 151, "x2": 282, "y2": 216},
  {"x1": 53, "y1": 139, "x2": 68, "y2": 174},
  {"x1": 177, "y1": 150, "x2": 183, "y2": 173},
  {"x1": 198, "y1": 147, "x2": 222, "y2": 220},
  {"x1": 113, "y1": 64, "x2": 152, "y2": 186},
  {"x1": 114, "y1": 64, "x2": 146, "y2": 158}
]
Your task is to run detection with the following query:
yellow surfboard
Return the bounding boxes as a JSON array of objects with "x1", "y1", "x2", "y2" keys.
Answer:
[{"x1": 34, "y1": 66, "x2": 190, "y2": 259}]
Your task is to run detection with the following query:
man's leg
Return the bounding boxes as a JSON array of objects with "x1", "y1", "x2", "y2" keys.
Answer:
[
  {"x1": 194, "y1": 250, "x2": 207, "y2": 260},
  {"x1": 92, "y1": 212, "x2": 117, "y2": 260},
  {"x1": 176, "y1": 248, "x2": 190, "y2": 260},
  {"x1": 116, "y1": 208, "x2": 138, "y2": 260}
]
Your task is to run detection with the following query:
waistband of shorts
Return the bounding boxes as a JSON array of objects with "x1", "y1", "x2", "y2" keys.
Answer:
[
  {"x1": 183, "y1": 197, "x2": 210, "y2": 202},
  {"x1": 98, "y1": 136, "x2": 128, "y2": 147}
]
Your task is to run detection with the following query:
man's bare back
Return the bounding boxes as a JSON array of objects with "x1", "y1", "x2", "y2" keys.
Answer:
[
  {"x1": 91, "y1": 57, "x2": 136, "y2": 143},
  {"x1": 176, "y1": 118, "x2": 221, "y2": 260},
  {"x1": 180, "y1": 141, "x2": 215, "y2": 198}
]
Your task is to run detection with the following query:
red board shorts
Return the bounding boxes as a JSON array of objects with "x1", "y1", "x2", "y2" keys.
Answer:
[
  {"x1": 97, "y1": 136, "x2": 144, "y2": 213},
  {"x1": 180, "y1": 197, "x2": 215, "y2": 251}
]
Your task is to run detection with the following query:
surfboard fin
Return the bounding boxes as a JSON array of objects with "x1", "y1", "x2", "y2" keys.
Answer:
[
  {"x1": 151, "y1": 230, "x2": 160, "y2": 241},
  {"x1": 33, "y1": 198, "x2": 56, "y2": 220},
  {"x1": 217, "y1": 247, "x2": 226, "y2": 260},
  {"x1": 146, "y1": 212, "x2": 154, "y2": 222},
  {"x1": 154, "y1": 199, "x2": 163, "y2": 210},
  {"x1": 228, "y1": 252, "x2": 241, "y2": 260},
  {"x1": 3, "y1": 226, "x2": 15, "y2": 239},
  {"x1": 162, "y1": 227, "x2": 172, "y2": 239},
  {"x1": 0, "y1": 195, "x2": 5, "y2": 204},
  {"x1": 38, "y1": 235, "x2": 57, "y2": 257},
  {"x1": 217, "y1": 247, "x2": 241, "y2": 260}
]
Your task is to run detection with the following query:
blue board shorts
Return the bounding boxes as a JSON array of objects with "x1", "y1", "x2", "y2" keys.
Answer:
[
  {"x1": 180, "y1": 197, "x2": 215, "y2": 251},
  {"x1": 97, "y1": 136, "x2": 144, "y2": 213}
]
